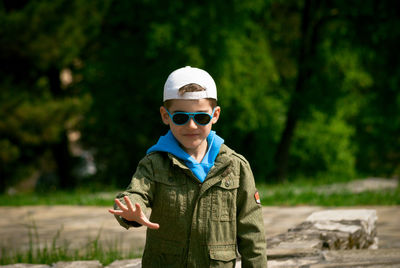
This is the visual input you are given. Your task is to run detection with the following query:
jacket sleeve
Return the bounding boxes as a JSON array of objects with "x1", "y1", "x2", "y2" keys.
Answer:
[
  {"x1": 113, "y1": 155, "x2": 156, "y2": 229},
  {"x1": 236, "y1": 158, "x2": 268, "y2": 267}
]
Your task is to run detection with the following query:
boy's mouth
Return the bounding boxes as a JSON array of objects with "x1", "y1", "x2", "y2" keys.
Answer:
[{"x1": 183, "y1": 133, "x2": 199, "y2": 137}]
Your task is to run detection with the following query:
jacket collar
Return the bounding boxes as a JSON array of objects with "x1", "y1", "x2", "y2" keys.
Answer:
[{"x1": 168, "y1": 144, "x2": 233, "y2": 182}]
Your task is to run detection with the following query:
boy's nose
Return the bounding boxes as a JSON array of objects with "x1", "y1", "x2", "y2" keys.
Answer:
[{"x1": 187, "y1": 118, "x2": 198, "y2": 128}]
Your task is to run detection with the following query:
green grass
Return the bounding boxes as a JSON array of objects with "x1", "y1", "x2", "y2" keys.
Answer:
[
  {"x1": 1, "y1": 178, "x2": 399, "y2": 207},
  {"x1": 257, "y1": 181, "x2": 400, "y2": 206},
  {"x1": 0, "y1": 221, "x2": 141, "y2": 266},
  {"x1": 0, "y1": 190, "x2": 116, "y2": 206}
]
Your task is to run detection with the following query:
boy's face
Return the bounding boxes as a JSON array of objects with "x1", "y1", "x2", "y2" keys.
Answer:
[{"x1": 160, "y1": 99, "x2": 220, "y2": 156}]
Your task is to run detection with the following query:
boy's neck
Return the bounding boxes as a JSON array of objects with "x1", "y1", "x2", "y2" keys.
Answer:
[{"x1": 182, "y1": 140, "x2": 208, "y2": 163}]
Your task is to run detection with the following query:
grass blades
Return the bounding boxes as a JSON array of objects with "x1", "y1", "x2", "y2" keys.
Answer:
[
  {"x1": 0, "y1": 190, "x2": 115, "y2": 206},
  {"x1": 0, "y1": 222, "x2": 141, "y2": 266},
  {"x1": 257, "y1": 181, "x2": 400, "y2": 206},
  {"x1": 1, "y1": 178, "x2": 399, "y2": 207}
]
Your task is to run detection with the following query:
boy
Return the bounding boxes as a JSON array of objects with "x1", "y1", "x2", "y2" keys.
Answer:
[{"x1": 109, "y1": 66, "x2": 267, "y2": 267}]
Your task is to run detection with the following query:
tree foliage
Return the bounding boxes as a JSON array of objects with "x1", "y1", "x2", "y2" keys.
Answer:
[
  {"x1": 0, "y1": 0, "x2": 110, "y2": 191},
  {"x1": 1, "y1": 0, "x2": 399, "y2": 192}
]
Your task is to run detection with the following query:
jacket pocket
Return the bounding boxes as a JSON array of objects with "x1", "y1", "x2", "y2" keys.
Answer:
[
  {"x1": 153, "y1": 172, "x2": 187, "y2": 219},
  {"x1": 211, "y1": 176, "x2": 239, "y2": 222},
  {"x1": 151, "y1": 172, "x2": 189, "y2": 239},
  {"x1": 209, "y1": 245, "x2": 237, "y2": 267}
]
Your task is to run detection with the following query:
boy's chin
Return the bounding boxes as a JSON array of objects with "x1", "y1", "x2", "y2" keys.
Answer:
[
  {"x1": 181, "y1": 143, "x2": 200, "y2": 151},
  {"x1": 180, "y1": 141, "x2": 204, "y2": 152}
]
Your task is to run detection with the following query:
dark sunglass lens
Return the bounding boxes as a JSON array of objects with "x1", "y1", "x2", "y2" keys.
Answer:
[
  {"x1": 194, "y1": 114, "x2": 211, "y2": 125},
  {"x1": 173, "y1": 113, "x2": 189, "y2": 125}
]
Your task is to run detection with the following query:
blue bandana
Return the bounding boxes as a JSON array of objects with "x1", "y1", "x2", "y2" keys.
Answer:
[{"x1": 146, "y1": 130, "x2": 224, "y2": 182}]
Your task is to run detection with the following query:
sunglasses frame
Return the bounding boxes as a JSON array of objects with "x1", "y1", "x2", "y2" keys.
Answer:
[{"x1": 165, "y1": 107, "x2": 216, "y2": 126}]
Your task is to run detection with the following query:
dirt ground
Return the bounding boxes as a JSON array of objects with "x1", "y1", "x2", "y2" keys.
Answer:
[{"x1": 1, "y1": 205, "x2": 399, "y2": 254}]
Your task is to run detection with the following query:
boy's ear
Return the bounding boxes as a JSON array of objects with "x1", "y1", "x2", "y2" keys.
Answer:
[
  {"x1": 160, "y1": 106, "x2": 170, "y2": 125},
  {"x1": 212, "y1": 106, "x2": 221, "y2": 124}
]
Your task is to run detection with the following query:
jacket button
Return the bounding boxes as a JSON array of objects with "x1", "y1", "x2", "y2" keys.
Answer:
[{"x1": 225, "y1": 180, "x2": 231, "y2": 187}]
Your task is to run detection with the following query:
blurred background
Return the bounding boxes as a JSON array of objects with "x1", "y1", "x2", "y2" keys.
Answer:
[{"x1": 1, "y1": 0, "x2": 399, "y2": 195}]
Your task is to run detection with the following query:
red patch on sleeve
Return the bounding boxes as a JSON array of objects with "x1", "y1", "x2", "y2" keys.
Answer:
[{"x1": 254, "y1": 191, "x2": 261, "y2": 204}]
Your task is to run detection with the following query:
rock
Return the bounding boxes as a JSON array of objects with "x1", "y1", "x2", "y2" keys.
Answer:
[
  {"x1": 311, "y1": 248, "x2": 400, "y2": 267},
  {"x1": 306, "y1": 209, "x2": 377, "y2": 233},
  {"x1": 267, "y1": 257, "x2": 320, "y2": 268},
  {"x1": 97, "y1": 258, "x2": 243, "y2": 268},
  {"x1": 267, "y1": 247, "x2": 321, "y2": 258},
  {"x1": 105, "y1": 259, "x2": 141, "y2": 268},
  {"x1": 267, "y1": 209, "x2": 378, "y2": 253},
  {"x1": 306, "y1": 209, "x2": 378, "y2": 249},
  {"x1": 322, "y1": 248, "x2": 400, "y2": 262},
  {"x1": 234, "y1": 259, "x2": 241, "y2": 268},
  {"x1": 53, "y1": 261, "x2": 102, "y2": 268},
  {"x1": 267, "y1": 222, "x2": 323, "y2": 250},
  {"x1": 105, "y1": 258, "x2": 242, "y2": 268},
  {"x1": 0, "y1": 265, "x2": 50, "y2": 268}
]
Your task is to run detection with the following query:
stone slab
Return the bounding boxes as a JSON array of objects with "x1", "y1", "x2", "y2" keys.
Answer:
[
  {"x1": 105, "y1": 259, "x2": 141, "y2": 268},
  {"x1": 310, "y1": 261, "x2": 400, "y2": 268},
  {"x1": 53, "y1": 261, "x2": 102, "y2": 268},
  {"x1": 0, "y1": 265, "x2": 50, "y2": 268},
  {"x1": 307, "y1": 209, "x2": 377, "y2": 236},
  {"x1": 267, "y1": 247, "x2": 321, "y2": 258},
  {"x1": 276, "y1": 240, "x2": 321, "y2": 250},
  {"x1": 267, "y1": 257, "x2": 321, "y2": 268},
  {"x1": 268, "y1": 209, "x2": 379, "y2": 250},
  {"x1": 322, "y1": 248, "x2": 400, "y2": 263}
]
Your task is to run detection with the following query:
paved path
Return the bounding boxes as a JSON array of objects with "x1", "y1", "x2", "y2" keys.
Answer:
[{"x1": 1, "y1": 206, "x2": 399, "y2": 254}]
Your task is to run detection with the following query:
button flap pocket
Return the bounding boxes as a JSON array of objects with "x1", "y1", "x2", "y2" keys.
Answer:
[
  {"x1": 218, "y1": 176, "x2": 239, "y2": 190},
  {"x1": 153, "y1": 171, "x2": 187, "y2": 186},
  {"x1": 209, "y1": 248, "x2": 237, "y2": 261}
]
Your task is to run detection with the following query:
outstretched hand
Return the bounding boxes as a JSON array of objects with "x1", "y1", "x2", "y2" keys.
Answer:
[{"x1": 108, "y1": 196, "x2": 159, "y2": 229}]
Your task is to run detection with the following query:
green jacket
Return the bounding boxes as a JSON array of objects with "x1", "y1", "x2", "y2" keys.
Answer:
[{"x1": 114, "y1": 144, "x2": 267, "y2": 267}]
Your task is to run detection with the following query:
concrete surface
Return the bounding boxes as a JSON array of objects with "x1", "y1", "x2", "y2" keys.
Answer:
[{"x1": 1, "y1": 205, "x2": 399, "y2": 254}]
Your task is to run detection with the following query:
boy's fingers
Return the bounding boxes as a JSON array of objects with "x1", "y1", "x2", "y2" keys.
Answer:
[
  {"x1": 111, "y1": 201, "x2": 159, "y2": 229},
  {"x1": 135, "y1": 203, "x2": 159, "y2": 229},
  {"x1": 134, "y1": 203, "x2": 142, "y2": 213},
  {"x1": 108, "y1": 209, "x2": 123, "y2": 215},
  {"x1": 114, "y1": 199, "x2": 128, "y2": 211},
  {"x1": 124, "y1": 196, "x2": 135, "y2": 212},
  {"x1": 144, "y1": 221, "x2": 160, "y2": 230}
]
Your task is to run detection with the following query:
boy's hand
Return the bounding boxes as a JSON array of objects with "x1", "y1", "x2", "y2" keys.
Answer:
[{"x1": 108, "y1": 196, "x2": 160, "y2": 229}]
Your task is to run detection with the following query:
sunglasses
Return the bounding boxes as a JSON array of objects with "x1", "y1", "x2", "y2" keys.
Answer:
[{"x1": 165, "y1": 108, "x2": 216, "y2": 126}]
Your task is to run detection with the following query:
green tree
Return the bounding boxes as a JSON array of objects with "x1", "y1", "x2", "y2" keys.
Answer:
[
  {"x1": 2, "y1": 0, "x2": 397, "y2": 192},
  {"x1": 78, "y1": 0, "x2": 282, "y2": 186},
  {"x1": 268, "y1": 0, "x2": 400, "y2": 181},
  {"x1": 268, "y1": 0, "x2": 347, "y2": 181},
  {"x1": 0, "y1": 0, "x2": 110, "y2": 191},
  {"x1": 344, "y1": 1, "x2": 400, "y2": 176}
]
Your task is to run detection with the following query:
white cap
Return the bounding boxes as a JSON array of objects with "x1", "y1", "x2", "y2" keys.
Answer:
[{"x1": 163, "y1": 66, "x2": 217, "y2": 101}]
